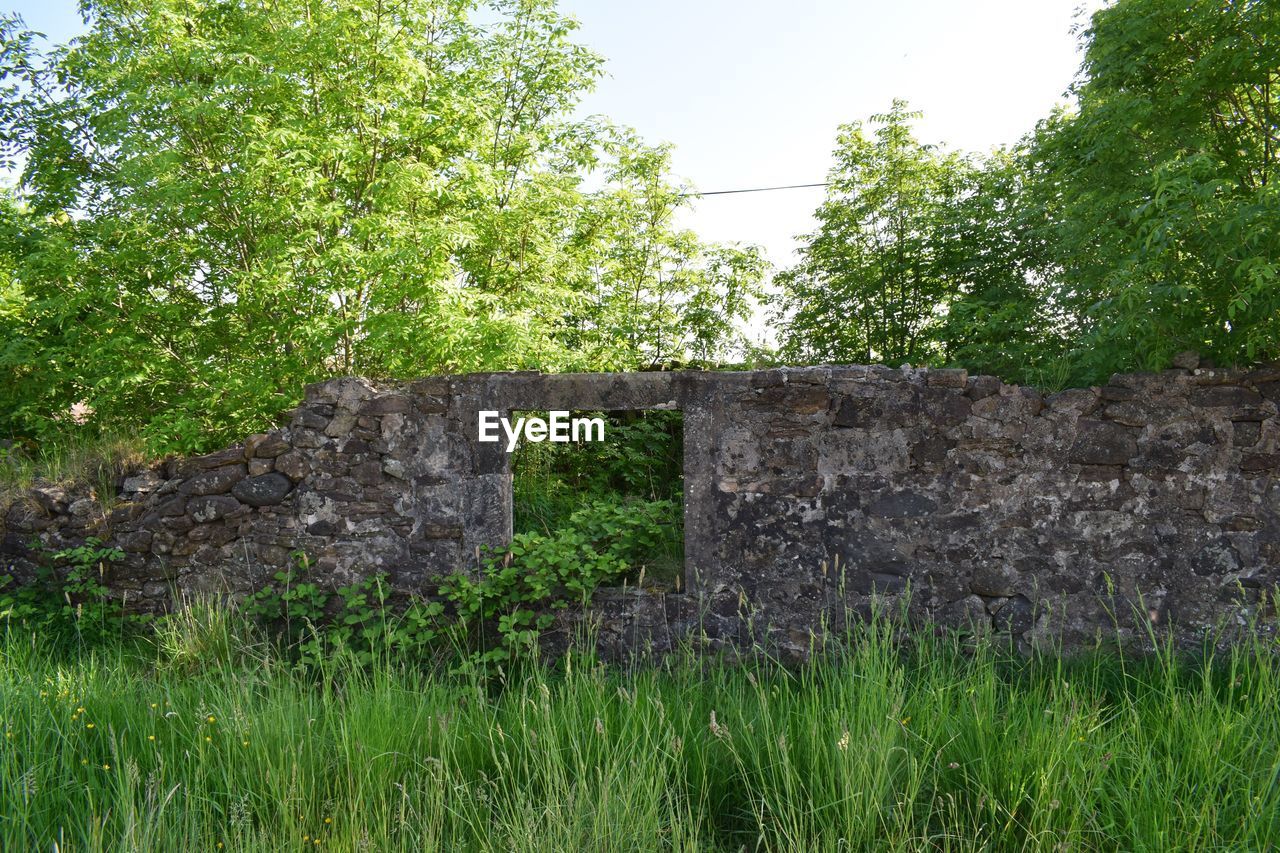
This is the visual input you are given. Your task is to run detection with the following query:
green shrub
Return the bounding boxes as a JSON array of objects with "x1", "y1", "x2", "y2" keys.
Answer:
[
  {"x1": 439, "y1": 496, "x2": 680, "y2": 669},
  {"x1": 233, "y1": 495, "x2": 679, "y2": 673},
  {"x1": 242, "y1": 554, "x2": 446, "y2": 669},
  {"x1": 512, "y1": 409, "x2": 683, "y2": 535},
  {"x1": 0, "y1": 537, "x2": 144, "y2": 645}
]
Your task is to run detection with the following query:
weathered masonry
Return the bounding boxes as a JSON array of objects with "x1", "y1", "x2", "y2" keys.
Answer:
[{"x1": 4, "y1": 360, "x2": 1279, "y2": 657}]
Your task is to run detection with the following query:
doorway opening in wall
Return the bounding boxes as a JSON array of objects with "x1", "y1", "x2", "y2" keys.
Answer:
[{"x1": 510, "y1": 409, "x2": 683, "y2": 592}]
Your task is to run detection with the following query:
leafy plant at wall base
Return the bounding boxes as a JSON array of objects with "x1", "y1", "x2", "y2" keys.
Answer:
[
  {"x1": 242, "y1": 553, "x2": 340, "y2": 666},
  {"x1": 0, "y1": 536, "x2": 139, "y2": 644},
  {"x1": 439, "y1": 497, "x2": 679, "y2": 669},
  {"x1": 241, "y1": 551, "x2": 329, "y2": 648},
  {"x1": 326, "y1": 575, "x2": 446, "y2": 667},
  {"x1": 242, "y1": 552, "x2": 445, "y2": 668},
  {"x1": 0, "y1": 573, "x2": 42, "y2": 625},
  {"x1": 511, "y1": 409, "x2": 685, "y2": 595}
]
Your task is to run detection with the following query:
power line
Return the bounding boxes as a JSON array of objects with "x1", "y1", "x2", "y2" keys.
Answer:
[{"x1": 681, "y1": 182, "x2": 828, "y2": 198}]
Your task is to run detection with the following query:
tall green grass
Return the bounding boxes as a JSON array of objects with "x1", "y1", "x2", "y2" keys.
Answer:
[
  {"x1": 0, "y1": 432, "x2": 151, "y2": 511},
  {"x1": 1, "y1": 614, "x2": 1278, "y2": 851}
]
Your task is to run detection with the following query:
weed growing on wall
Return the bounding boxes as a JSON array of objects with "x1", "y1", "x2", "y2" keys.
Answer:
[
  {"x1": 441, "y1": 498, "x2": 680, "y2": 668},
  {"x1": 241, "y1": 555, "x2": 446, "y2": 669},
  {"x1": 237, "y1": 499, "x2": 676, "y2": 672},
  {"x1": 0, "y1": 537, "x2": 146, "y2": 645}
]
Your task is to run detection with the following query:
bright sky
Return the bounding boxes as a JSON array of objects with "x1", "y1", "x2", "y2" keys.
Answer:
[
  {"x1": 557, "y1": 0, "x2": 1104, "y2": 267},
  {"x1": 11, "y1": 0, "x2": 1103, "y2": 296}
]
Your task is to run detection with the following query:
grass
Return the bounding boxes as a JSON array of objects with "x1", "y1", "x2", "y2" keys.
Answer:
[
  {"x1": 2, "y1": 611, "x2": 1279, "y2": 851},
  {"x1": 0, "y1": 432, "x2": 151, "y2": 512}
]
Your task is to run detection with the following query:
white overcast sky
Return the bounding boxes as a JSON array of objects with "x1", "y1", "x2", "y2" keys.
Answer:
[{"x1": 12, "y1": 0, "x2": 1104, "y2": 279}]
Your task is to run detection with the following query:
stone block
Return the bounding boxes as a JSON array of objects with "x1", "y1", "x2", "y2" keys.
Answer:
[
  {"x1": 1069, "y1": 419, "x2": 1138, "y2": 465},
  {"x1": 180, "y1": 464, "x2": 247, "y2": 496},
  {"x1": 231, "y1": 473, "x2": 294, "y2": 507},
  {"x1": 1190, "y1": 386, "x2": 1263, "y2": 408},
  {"x1": 971, "y1": 563, "x2": 1019, "y2": 597},
  {"x1": 926, "y1": 368, "x2": 968, "y2": 388},
  {"x1": 187, "y1": 495, "x2": 242, "y2": 523},
  {"x1": 249, "y1": 433, "x2": 291, "y2": 458},
  {"x1": 359, "y1": 394, "x2": 412, "y2": 416},
  {"x1": 274, "y1": 451, "x2": 311, "y2": 482}
]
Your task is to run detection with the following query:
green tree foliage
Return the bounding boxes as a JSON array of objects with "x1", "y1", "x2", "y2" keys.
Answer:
[
  {"x1": 0, "y1": 3, "x2": 764, "y2": 452},
  {"x1": 555, "y1": 136, "x2": 767, "y2": 370},
  {"x1": 512, "y1": 410, "x2": 684, "y2": 590},
  {"x1": 933, "y1": 147, "x2": 1072, "y2": 386},
  {"x1": 773, "y1": 106, "x2": 1068, "y2": 384},
  {"x1": 778, "y1": 0, "x2": 1278, "y2": 387},
  {"x1": 1029, "y1": 0, "x2": 1279, "y2": 382},
  {"x1": 773, "y1": 101, "x2": 969, "y2": 367}
]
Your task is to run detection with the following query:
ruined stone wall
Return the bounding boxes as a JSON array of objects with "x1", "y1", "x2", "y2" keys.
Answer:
[{"x1": 3, "y1": 360, "x2": 1278, "y2": 657}]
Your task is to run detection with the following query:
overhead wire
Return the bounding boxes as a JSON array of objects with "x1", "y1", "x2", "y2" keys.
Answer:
[{"x1": 680, "y1": 182, "x2": 828, "y2": 198}]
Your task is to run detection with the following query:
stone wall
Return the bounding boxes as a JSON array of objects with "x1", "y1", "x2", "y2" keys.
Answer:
[{"x1": 4, "y1": 359, "x2": 1278, "y2": 657}]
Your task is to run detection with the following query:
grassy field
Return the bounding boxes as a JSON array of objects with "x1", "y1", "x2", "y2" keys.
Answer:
[{"x1": 1, "y1": 612, "x2": 1279, "y2": 852}]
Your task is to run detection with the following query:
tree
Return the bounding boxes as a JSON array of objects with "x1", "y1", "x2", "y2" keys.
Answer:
[
  {"x1": 558, "y1": 135, "x2": 766, "y2": 370},
  {"x1": 0, "y1": 2, "x2": 764, "y2": 452},
  {"x1": 773, "y1": 100, "x2": 972, "y2": 367},
  {"x1": 933, "y1": 147, "x2": 1071, "y2": 386},
  {"x1": 779, "y1": 0, "x2": 1279, "y2": 387},
  {"x1": 1029, "y1": 0, "x2": 1280, "y2": 382}
]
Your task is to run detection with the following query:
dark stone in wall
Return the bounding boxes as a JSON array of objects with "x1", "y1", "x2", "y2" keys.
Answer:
[
  {"x1": 181, "y1": 464, "x2": 247, "y2": 496},
  {"x1": 232, "y1": 473, "x2": 293, "y2": 507},
  {"x1": 971, "y1": 563, "x2": 1020, "y2": 597},
  {"x1": 4, "y1": 363, "x2": 1278, "y2": 659},
  {"x1": 249, "y1": 433, "x2": 290, "y2": 458},
  {"x1": 867, "y1": 491, "x2": 937, "y2": 518},
  {"x1": 1242, "y1": 453, "x2": 1280, "y2": 472},
  {"x1": 1069, "y1": 420, "x2": 1139, "y2": 465},
  {"x1": 187, "y1": 495, "x2": 241, "y2": 523},
  {"x1": 1191, "y1": 386, "x2": 1263, "y2": 408}
]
